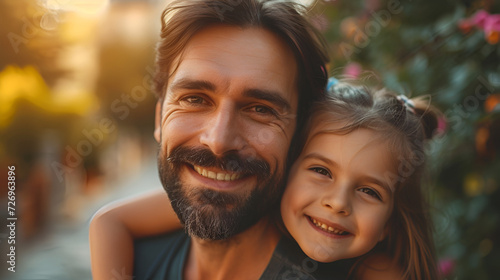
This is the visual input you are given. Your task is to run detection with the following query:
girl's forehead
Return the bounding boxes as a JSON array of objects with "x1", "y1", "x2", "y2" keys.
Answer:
[
  {"x1": 306, "y1": 120, "x2": 378, "y2": 141},
  {"x1": 305, "y1": 121, "x2": 399, "y2": 160},
  {"x1": 306, "y1": 116, "x2": 393, "y2": 143},
  {"x1": 308, "y1": 119, "x2": 343, "y2": 133},
  {"x1": 308, "y1": 126, "x2": 385, "y2": 147}
]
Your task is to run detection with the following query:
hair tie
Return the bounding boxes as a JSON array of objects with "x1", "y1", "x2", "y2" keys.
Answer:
[
  {"x1": 397, "y1": 95, "x2": 416, "y2": 114},
  {"x1": 327, "y1": 77, "x2": 339, "y2": 92}
]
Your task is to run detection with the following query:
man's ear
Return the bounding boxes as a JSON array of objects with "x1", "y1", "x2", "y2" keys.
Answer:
[{"x1": 154, "y1": 101, "x2": 162, "y2": 143}]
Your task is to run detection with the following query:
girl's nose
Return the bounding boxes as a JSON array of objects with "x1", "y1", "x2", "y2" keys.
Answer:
[{"x1": 320, "y1": 185, "x2": 352, "y2": 216}]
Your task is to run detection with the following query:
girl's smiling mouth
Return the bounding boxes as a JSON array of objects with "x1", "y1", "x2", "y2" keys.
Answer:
[{"x1": 306, "y1": 215, "x2": 352, "y2": 237}]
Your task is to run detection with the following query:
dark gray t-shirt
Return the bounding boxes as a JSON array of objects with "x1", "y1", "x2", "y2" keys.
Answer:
[{"x1": 134, "y1": 230, "x2": 354, "y2": 280}]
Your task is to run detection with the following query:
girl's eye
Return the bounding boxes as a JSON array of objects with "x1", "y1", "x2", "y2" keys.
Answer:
[
  {"x1": 309, "y1": 167, "x2": 331, "y2": 178},
  {"x1": 358, "y1": 187, "x2": 381, "y2": 200}
]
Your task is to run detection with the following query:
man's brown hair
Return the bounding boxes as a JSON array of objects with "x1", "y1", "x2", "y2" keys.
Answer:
[{"x1": 154, "y1": 0, "x2": 329, "y2": 131}]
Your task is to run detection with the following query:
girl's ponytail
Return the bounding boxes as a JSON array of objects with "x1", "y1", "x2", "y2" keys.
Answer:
[{"x1": 410, "y1": 96, "x2": 442, "y2": 140}]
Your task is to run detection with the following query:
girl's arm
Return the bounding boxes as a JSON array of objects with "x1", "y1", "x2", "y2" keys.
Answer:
[{"x1": 89, "y1": 188, "x2": 180, "y2": 280}]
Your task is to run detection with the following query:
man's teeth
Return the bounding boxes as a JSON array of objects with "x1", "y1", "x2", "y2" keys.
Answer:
[
  {"x1": 194, "y1": 166, "x2": 241, "y2": 181},
  {"x1": 311, "y1": 218, "x2": 347, "y2": 235}
]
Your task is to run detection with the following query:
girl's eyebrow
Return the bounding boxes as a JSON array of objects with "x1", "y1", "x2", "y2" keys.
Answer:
[
  {"x1": 359, "y1": 176, "x2": 393, "y2": 197},
  {"x1": 302, "y1": 153, "x2": 339, "y2": 169}
]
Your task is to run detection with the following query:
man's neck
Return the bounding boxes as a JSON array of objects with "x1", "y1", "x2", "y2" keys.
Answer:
[{"x1": 183, "y1": 216, "x2": 281, "y2": 280}]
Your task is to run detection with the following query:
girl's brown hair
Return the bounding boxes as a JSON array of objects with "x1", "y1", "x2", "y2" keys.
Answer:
[{"x1": 299, "y1": 81, "x2": 440, "y2": 280}]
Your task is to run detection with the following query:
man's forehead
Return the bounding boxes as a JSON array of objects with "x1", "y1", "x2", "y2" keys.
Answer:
[{"x1": 168, "y1": 25, "x2": 299, "y2": 110}]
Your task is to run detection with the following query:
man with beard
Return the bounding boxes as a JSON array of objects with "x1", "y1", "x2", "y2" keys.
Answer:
[{"x1": 113, "y1": 0, "x2": 351, "y2": 279}]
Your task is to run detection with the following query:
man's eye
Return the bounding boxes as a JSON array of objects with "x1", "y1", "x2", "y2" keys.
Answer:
[
  {"x1": 358, "y1": 187, "x2": 381, "y2": 200},
  {"x1": 309, "y1": 167, "x2": 331, "y2": 178},
  {"x1": 181, "y1": 96, "x2": 205, "y2": 104},
  {"x1": 252, "y1": 105, "x2": 276, "y2": 115}
]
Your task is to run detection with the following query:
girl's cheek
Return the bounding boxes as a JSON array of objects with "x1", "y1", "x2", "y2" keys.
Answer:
[
  {"x1": 282, "y1": 177, "x2": 305, "y2": 213},
  {"x1": 287, "y1": 173, "x2": 307, "y2": 196},
  {"x1": 289, "y1": 175, "x2": 317, "y2": 205}
]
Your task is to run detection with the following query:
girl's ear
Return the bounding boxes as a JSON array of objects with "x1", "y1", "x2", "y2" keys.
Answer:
[{"x1": 154, "y1": 101, "x2": 162, "y2": 143}]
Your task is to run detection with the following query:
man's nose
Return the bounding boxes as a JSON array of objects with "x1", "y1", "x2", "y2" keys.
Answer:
[
  {"x1": 321, "y1": 184, "x2": 352, "y2": 216},
  {"x1": 199, "y1": 103, "x2": 246, "y2": 156}
]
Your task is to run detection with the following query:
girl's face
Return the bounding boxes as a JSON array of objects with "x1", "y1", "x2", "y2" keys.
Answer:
[{"x1": 281, "y1": 125, "x2": 397, "y2": 263}]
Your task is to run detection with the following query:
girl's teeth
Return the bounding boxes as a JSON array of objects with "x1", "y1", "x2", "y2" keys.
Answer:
[
  {"x1": 193, "y1": 165, "x2": 241, "y2": 181},
  {"x1": 311, "y1": 217, "x2": 347, "y2": 235}
]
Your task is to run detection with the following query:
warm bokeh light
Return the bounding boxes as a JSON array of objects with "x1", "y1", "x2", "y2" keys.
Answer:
[
  {"x1": 0, "y1": 65, "x2": 97, "y2": 127},
  {"x1": 42, "y1": 0, "x2": 110, "y2": 16}
]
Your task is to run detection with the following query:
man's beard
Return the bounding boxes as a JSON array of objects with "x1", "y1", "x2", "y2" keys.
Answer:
[{"x1": 158, "y1": 146, "x2": 283, "y2": 240}]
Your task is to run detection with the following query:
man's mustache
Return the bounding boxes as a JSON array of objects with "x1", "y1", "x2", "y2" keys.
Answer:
[{"x1": 166, "y1": 146, "x2": 271, "y2": 179}]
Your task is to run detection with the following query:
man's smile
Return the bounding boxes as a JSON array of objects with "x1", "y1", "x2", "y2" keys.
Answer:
[
  {"x1": 193, "y1": 164, "x2": 243, "y2": 181},
  {"x1": 183, "y1": 163, "x2": 257, "y2": 191}
]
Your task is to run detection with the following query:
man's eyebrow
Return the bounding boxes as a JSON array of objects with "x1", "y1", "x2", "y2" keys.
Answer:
[
  {"x1": 169, "y1": 78, "x2": 292, "y2": 112},
  {"x1": 243, "y1": 88, "x2": 292, "y2": 112},
  {"x1": 169, "y1": 78, "x2": 216, "y2": 92}
]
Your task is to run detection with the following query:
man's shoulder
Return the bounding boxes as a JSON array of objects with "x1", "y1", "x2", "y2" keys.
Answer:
[
  {"x1": 133, "y1": 232, "x2": 353, "y2": 280},
  {"x1": 261, "y1": 237, "x2": 353, "y2": 280},
  {"x1": 134, "y1": 230, "x2": 189, "y2": 280}
]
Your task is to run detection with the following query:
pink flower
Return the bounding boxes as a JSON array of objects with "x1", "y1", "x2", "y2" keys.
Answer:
[
  {"x1": 437, "y1": 116, "x2": 447, "y2": 135},
  {"x1": 458, "y1": 10, "x2": 500, "y2": 44},
  {"x1": 438, "y1": 258, "x2": 455, "y2": 278},
  {"x1": 471, "y1": 10, "x2": 490, "y2": 29},
  {"x1": 484, "y1": 14, "x2": 500, "y2": 34},
  {"x1": 343, "y1": 62, "x2": 362, "y2": 79}
]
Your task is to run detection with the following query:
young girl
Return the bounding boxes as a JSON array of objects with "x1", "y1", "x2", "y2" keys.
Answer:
[{"x1": 90, "y1": 80, "x2": 440, "y2": 280}]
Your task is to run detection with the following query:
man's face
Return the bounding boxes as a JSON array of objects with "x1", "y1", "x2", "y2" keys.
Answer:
[{"x1": 156, "y1": 25, "x2": 298, "y2": 240}]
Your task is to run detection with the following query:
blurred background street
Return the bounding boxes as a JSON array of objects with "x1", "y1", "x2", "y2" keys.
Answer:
[
  {"x1": 7, "y1": 156, "x2": 161, "y2": 280},
  {"x1": 0, "y1": 0, "x2": 499, "y2": 279}
]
